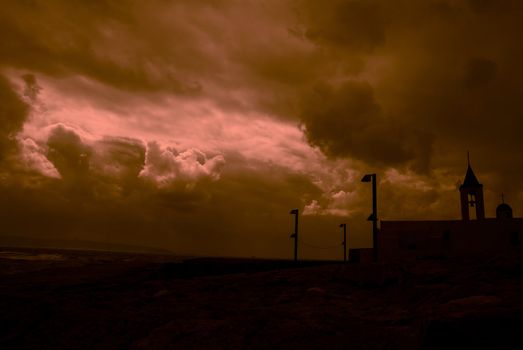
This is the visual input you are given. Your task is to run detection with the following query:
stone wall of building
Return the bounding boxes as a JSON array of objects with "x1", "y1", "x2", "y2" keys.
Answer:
[{"x1": 379, "y1": 219, "x2": 523, "y2": 261}]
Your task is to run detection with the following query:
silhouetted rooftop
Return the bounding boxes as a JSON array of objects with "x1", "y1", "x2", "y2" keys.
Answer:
[
  {"x1": 496, "y1": 202, "x2": 513, "y2": 219},
  {"x1": 462, "y1": 165, "x2": 481, "y2": 187},
  {"x1": 497, "y1": 203, "x2": 512, "y2": 211}
]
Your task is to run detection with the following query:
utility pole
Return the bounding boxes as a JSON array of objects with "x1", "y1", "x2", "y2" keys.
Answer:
[
  {"x1": 340, "y1": 223, "x2": 347, "y2": 262},
  {"x1": 372, "y1": 174, "x2": 378, "y2": 262},
  {"x1": 362, "y1": 173, "x2": 378, "y2": 262},
  {"x1": 290, "y1": 209, "x2": 299, "y2": 262}
]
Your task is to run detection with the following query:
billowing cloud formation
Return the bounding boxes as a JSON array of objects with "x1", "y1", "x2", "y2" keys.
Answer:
[
  {"x1": 139, "y1": 142, "x2": 225, "y2": 187},
  {"x1": 91, "y1": 137, "x2": 146, "y2": 180},
  {"x1": 303, "y1": 190, "x2": 357, "y2": 217},
  {"x1": 27, "y1": 125, "x2": 226, "y2": 192},
  {"x1": 18, "y1": 137, "x2": 60, "y2": 178},
  {"x1": 0, "y1": 0, "x2": 522, "y2": 258},
  {"x1": 46, "y1": 125, "x2": 92, "y2": 182}
]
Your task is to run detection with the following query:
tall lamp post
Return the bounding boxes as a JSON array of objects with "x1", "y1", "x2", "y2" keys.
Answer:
[
  {"x1": 290, "y1": 209, "x2": 299, "y2": 262},
  {"x1": 339, "y1": 223, "x2": 347, "y2": 262},
  {"x1": 361, "y1": 173, "x2": 378, "y2": 262}
]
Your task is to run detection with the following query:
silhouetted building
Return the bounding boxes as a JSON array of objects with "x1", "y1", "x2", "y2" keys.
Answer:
[
  {"x1": 348, "y1": 248, "x2": 374, "y2": 263},
  {"x1": 459, "y1": 162, "x2": 485, "y2": 220},
  {"x1": 496, "y1": 198, "x2": 513, "y2": 220},
  {"x1": 379, "y1": 161, "x2": 523, "y2": 261}
]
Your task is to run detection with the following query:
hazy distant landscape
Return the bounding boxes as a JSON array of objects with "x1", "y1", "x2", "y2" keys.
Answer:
[
  {"x1": 2, "y1": 247, "x2": 523, "y2": 349},
  {"x1": 0, "y1": 236, "x2": 175, "y2": 255}
]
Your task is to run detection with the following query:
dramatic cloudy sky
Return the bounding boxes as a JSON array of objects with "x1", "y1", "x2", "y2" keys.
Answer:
[{"x1": 1, "y1": 0, "x2": 522, "y2": 259}]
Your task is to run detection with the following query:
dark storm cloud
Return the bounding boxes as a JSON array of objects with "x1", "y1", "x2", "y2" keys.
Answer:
[
  {"x1": 300, "y1": 80, "x2": 433, "y2": 172},
  {"x1": 296, "y1": 1, "x2": 521, "y2": 163},
  {"x1": 288, "y1": 0, "x2": 523, "y2": 218},
  {"x1": 0, "y1": 74, "x2": 29, "y2": 162},
  {"x1": 22, "y1": 73, "x2": 41, "y2": 102},
  {"x1": 2, "y1": 0, "x2": 522, "y2": 177},
  {"x1": 463, "y1": 58, "x2": 497, "y2": 88},
  {"x1": 467, "y1": 0, "x2": 522, "y2": 13},
  {"x1": 46, "y1": 125, "x2": 92, "y2": 181},
  {"x1": 0, "y1": 0, "x2": 216, "y2": 93},
  {"x1": 294, "y1": 0, "x2": 386, "y2": 52}
]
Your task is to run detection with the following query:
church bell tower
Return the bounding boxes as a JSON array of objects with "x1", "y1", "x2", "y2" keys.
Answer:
[{"x1": 460, "y1": 154, "x2": 485, "y2": 220}]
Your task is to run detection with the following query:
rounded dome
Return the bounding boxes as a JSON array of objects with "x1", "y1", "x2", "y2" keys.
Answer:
[{"x1": 496, "y1": 203, "x2": 513, "y2": 219}]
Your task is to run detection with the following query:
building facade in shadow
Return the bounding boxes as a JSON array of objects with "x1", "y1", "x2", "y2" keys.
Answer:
[{"x1": 379, "y1": 162, "x2": 523, "y2": 261}]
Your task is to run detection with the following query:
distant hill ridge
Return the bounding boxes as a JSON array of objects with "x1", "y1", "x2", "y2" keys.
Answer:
[{"x1": 0, "y1": 235, "x2": 173, "y2": 254}]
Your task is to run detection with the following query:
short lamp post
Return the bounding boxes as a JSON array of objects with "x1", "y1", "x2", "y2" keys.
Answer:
[
  {"x1": 339, "y1": 223, "x2": 347, "y2": 262},
  {"x1": 290, "y1": 209, "x2": 299, "y2": 262},
  {"x1": 361, "y1": 173, "x2": 378, "y2": 262}
]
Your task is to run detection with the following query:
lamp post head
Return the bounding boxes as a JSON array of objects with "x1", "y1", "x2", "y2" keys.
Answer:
[
  {"x1": 339, "y1": 223, "x2": 345, "y2": 228},
  {"x1": 361, "y1": 174, "x2": 374, "y2": 183},
  {"x1": 290, "y1": 209, "x2": 299, "y2": 215}
]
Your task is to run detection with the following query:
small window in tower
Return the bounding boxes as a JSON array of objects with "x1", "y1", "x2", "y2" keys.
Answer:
[
  {"x1": 468, "y1": 193, "x2": 476, "y2": 207},
  {"x1": 510, "y1": 232, "x2": 519, "y2": 246}
]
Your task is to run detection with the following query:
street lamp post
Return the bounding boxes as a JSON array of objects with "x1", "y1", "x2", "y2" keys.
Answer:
[
  {"x1": 340, "y1": 223, "x2": 347, "y2": 262},
  {"x1": 361, "y1": 173, "x2": 378, "y2": 262},
  {"x1": 290, "y1": 209, "x2": 299, "y2": 262}
]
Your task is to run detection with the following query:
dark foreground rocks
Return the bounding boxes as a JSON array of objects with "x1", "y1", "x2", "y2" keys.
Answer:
[{"x1": 1, "y1": 249, "x2": 523, "y2": 349}]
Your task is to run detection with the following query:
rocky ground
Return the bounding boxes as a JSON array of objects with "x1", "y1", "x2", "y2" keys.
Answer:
[{"x1": 1, "y1": 248, "x2": 523, "y2": 349}]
